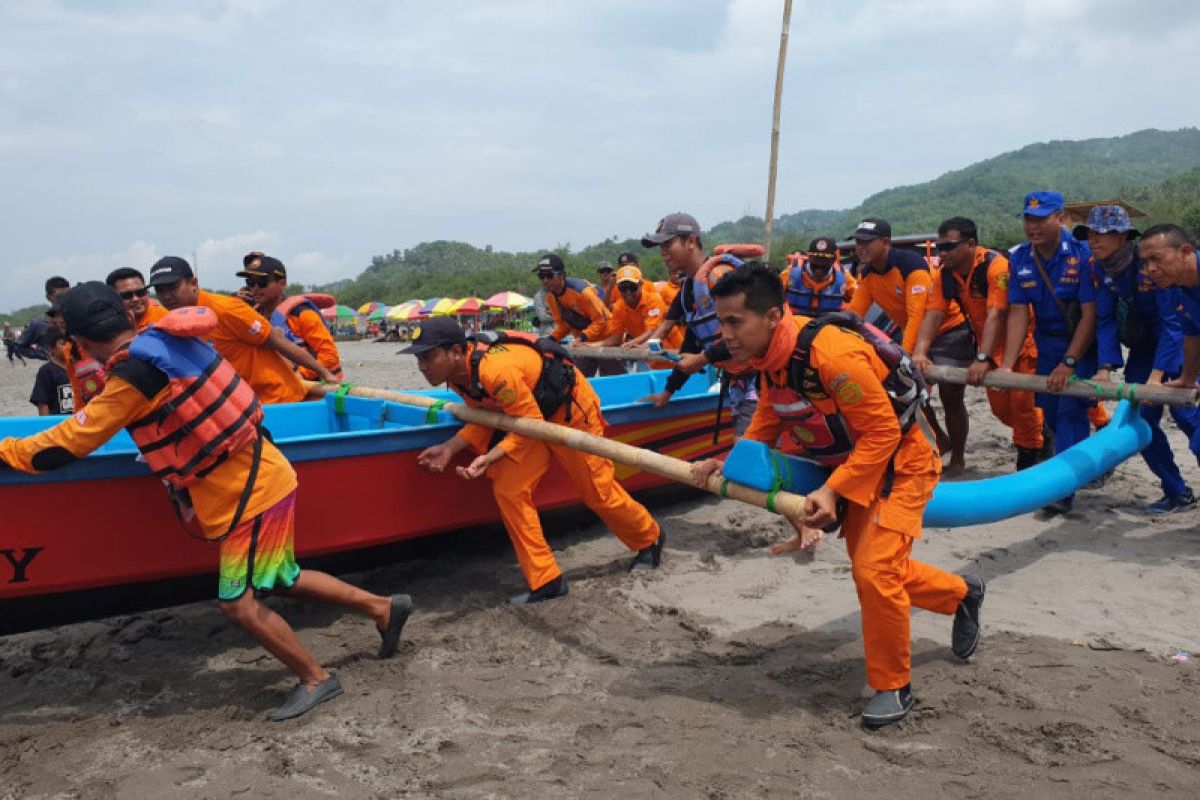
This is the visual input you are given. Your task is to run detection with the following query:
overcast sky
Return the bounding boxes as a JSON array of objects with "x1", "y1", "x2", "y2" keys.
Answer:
[{"x1": 2, "y1": 0, "x2": 1197, "y2": 309}]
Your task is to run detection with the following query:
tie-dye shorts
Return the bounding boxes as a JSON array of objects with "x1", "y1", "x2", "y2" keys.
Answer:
[{"x1": 217, "y1": 491, "x2": 302, "y2": 601}]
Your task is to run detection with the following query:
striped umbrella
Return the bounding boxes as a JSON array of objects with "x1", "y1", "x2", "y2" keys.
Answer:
[
  {"x1": 483, "y1": 291, "x2": 533, "y2": 309},
  {"x1": 429, "y1": 298, "x2": 459, "y2": 316},
  {"x1": 451, "y1": 297, "x2": 483, "y2": 315},
  {"x1": 386, "y1": 302, "x2": 423, "y2": 321}
]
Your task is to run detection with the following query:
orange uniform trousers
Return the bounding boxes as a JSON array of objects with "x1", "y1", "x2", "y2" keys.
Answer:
[
  {"x1": 486, "y1": 390, "x2": 660, "y2": 591},
  {"x1": 841, "y1": 473, "x2": 967, "y2": 691},
  {"x1": 985, "y1": 351, "x2": 1044, "y2": 449}
]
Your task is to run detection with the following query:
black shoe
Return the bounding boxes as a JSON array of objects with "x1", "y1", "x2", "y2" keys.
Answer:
[
  {"x1": 630, "y1": 532, "x2": 665, "y2": 572},
  {"x1": 1040, "y1": 424, "x2": 1056, "y2": 462},
  {"x1": 510, "y1": 575, "x2": 569, "y2": 605},
  {"x1": 1040, "y1": 496, "x2": 1073, "y2": 516},
  {"x1": 862, "y1": 685, "x2": 915, "y2": 730},
  {"x1": 377, "y1": 593, "x2": 413, "y2": 659},
  {"x1": 1015, "y1": 446, "x2": 1041, "y2": 471},
  {"x1": 952, "y1": 575, "x2": 985, "y2": 659},
  {"x1": 267, "y1": 673, "x2": 344, "y2": 722}
]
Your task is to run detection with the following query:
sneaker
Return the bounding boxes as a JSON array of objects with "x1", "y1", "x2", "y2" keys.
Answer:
[
  {"x1": 630, "y1": 532, "x2": 665, "y2": 572},
  {"x1": 1148, "y1": 489, "x2": 1197, "y2": 515},
  {"x1": 952, "y1": 575, "x2": 985, "y2": 659},
  {"x1": 509, "y1": 575, "x2": 569, "y2": 605},
  {"x1": 1040, "y1": 496, "x2": 1073, "y2": 516},
  {"x1": 862, "y1": 685, "x2": 915, "y2": 730},
  {"x1": 1015, "y1": 446, "x2": 1041, "y2": 471},
  {"x1": 267, "y1": 673, "x2": 344, "y2": 722}
]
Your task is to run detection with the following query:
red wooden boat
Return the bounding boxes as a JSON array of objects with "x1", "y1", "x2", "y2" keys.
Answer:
[{"x1": 0, "y1": 371, "x2": 730, "y2": 605}]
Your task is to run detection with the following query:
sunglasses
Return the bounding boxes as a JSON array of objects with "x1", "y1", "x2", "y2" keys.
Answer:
[
  {"x1": 118, "y1": 288, "x2": 149, "y2": 301},
  {"x1": 935, "y1": 239, "x2": 969, "y2": 253},
  {"x1": 617, "y1": 283, "x2": 640, "y2": 293},
  {"x1": 244, "y1": 277, "x2": 271, "y2": 289},
  {"x1": 536, "y1": 271, "x2": 557, "y2": 280}
]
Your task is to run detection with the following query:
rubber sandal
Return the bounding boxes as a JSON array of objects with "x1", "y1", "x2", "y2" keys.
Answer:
[
  {"x1": 266, "y1": 673, "x2": 344, "y2": 722},
  {"x1": 377, "y1": 593, "x2": 413, "y2": 659}
]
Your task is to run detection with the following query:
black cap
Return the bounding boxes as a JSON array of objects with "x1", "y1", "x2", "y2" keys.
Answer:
[
  {"x1": 398, "y1": 317, "x2": 467, "y2": 355},
  {"x1": 147, "y1": 256, "x2": 195, "y2": 287},
  {"x1": 806, "y1": 237, "x2": 838, "y2": 264},
  {"x1": 616, "y1": 252, "x2": 639, "y2": 267},
  {"x1": 237, "y1": 254, "x2": 287, "y2": 280},
  {"x1": 641, "y1": 212, "x2": 701, "y2": 247},
  {"x1": 532, "y1": 253, "x2": 566, "y2": 275},
  {"x1": 596, "y1": 261, "x2": 614, "y2": 274},
  {"x1": 854, "y1": 218, "x2": 891, "y2": 241},
  {"x1": 58, "y1": 281, "x2": 133, "y2": 338}
]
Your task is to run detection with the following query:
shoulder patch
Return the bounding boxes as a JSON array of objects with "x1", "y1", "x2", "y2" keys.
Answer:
[{"x1": 495, "y1": 386, "x2": 517, "y2": 406}]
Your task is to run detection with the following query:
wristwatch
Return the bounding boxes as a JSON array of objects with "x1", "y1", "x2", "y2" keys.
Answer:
[
  {"x1": 1061, "y1": 356, "x2": 1078, "y2": 368},
  {"x1": 974, "y1": 352, "x2": 991, "y2": 364}
]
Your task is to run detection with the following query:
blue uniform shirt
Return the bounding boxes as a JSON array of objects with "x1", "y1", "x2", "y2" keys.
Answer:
[
  {"x1": 1007, "y1": 229, "x2": 1096, "y2": 341},
  {"x1": 1094, "y1": 258, "x2": 1183, "y2": 373}
]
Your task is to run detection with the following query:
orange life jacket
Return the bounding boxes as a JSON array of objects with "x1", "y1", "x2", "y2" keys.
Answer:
[
  {"x1": 107, "y1": 306, "x2": 264, "y2": 490},
  {"x1": 271, "y1": 293, "x2": 344, "y2": 379}
]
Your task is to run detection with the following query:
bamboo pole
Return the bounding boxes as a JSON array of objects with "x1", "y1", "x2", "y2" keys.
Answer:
[
  {"x1": 304, "y1": 382, "x2": 806, "y2": 519},
  {"x1": 763, "y1": 0, "x2": 794, "y2": 264},
  {"x1": 573, "y1": 350, "x2": 1200, "y2": 406},
  {"x1": 570, "y1": 345, "x2": 677, "y2": 362},
  {"x1": 925, "y1": 365, "x2": 1199, "y2": 407}
]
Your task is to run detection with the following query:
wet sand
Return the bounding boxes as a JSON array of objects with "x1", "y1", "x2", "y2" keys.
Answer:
[{"x1": 3, "y1": 340, "x2": 1200, "y2": 798}]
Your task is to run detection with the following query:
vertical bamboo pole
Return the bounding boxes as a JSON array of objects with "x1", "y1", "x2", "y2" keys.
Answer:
[{"x1": 763, "y1": 0, "x2": 794, "y2": 264}]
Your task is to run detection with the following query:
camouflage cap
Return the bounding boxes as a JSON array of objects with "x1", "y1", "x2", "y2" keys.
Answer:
[{"x1": 1075, "y1": 204, "x2": 1140, "y2": 239}]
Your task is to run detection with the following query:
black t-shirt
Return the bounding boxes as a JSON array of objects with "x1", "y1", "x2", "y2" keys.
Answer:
[{"x1": 30, "y1": 361, "x2": 74, "y2": 414}]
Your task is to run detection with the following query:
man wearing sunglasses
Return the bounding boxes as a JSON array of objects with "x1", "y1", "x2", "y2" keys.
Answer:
[
  {"x1": 237, "y1": 253, "x2": 343, "y2": 382},
  {"x1": 914, "y1": 218, "x2": 1045, "y2": 472},
  {"x1": 106, "y1": 267, "x2": 168, "y2": 332},
  {"x1": 147, "y1": 256, "x2": 339, "y2": 404},
  {"x1": 534, "y1": 253, "x2": 616, "y2": 377},
  {"x1": 578, "y1": 265, "x2": 683, "y2": 368}
]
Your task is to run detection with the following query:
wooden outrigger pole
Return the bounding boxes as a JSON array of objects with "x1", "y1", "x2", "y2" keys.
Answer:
[{"x1": 762, "y1": 0, "x2": 794, "y2": 264}]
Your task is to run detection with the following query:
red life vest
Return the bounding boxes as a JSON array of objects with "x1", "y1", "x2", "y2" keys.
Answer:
[
  {"x1": 65, "y1": 341, "x2": 107, "y2": 406},
  {"x1": 767, "y1": 312, "x2": 929, "y2": 467},
  {"x1": 107, "y1": 306, "x2": 264, "y2": 490}
]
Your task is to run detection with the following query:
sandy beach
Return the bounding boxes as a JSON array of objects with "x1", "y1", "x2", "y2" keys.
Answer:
[{"x1": 4, "y1": 339, "x2": 1200, "y2": 798}]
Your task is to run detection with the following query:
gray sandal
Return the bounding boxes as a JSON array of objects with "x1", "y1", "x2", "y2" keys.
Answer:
[
  {"x1": 266, "y1": 673, "x2": 344, "y2": 722},
  {"x1": 378, "y1": 593, "x2": 413, "y2": 659}
]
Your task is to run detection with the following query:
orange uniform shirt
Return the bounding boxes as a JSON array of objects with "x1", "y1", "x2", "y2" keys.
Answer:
[
  {"x1": 286, "y1": 306, "x2": 342, "y2": 380},
  {"x1": 451, "y1": 341, "x2": 602, "y2": 461},
  {"x1": 0, "y1": 372, "x2": 296, "y2": 537},
  {"x1": 743, "y1": 314, "x2": 939, "y2": 531},
  {"x1": 849, "y1": 249, "x2": 964, "y2": 352},
  {"x1": 136, "y1": 302, "x2": 169, "y2": 333},
  {"x1": 603, "y1": 281, "x2": 684, "y2": 349},
  {"x1": 925, "y1": 247, "x2": 1036, "y2": 359},
  {"x1": 655, "y1": 280, "x2": 681, "y2": 309},
  {"x1": 197, "y1": 290, "x2": 306, "y2": 404},
  {"x1": 548, "y1": 280, "x2": 611, "y2": 342}
]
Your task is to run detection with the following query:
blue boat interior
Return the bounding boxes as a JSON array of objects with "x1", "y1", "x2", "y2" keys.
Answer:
[{"x1": 0, "y1": 368, "x2": 721, "y2": 462}]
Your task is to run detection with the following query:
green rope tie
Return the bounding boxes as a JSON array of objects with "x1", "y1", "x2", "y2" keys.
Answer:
[
  {"x1": 425, "y1": 399, "x2": 449, "y2": 424},
  {"x1": 765, "y1": 451, "x2": 786, "y2": 515},
  {"x1": 720, "y1": 478, "x2": 730, "y2": 498},
  {"x1": 333, "y1": 383, "x2": 353, "y2": 415},
  {"x1": 1067, "y1": 375, "x2": 1107, "y2": 397}
]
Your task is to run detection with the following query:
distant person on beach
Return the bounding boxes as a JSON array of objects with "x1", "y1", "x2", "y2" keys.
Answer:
[
  {"x1": 147, "y1": 256, "x2": 339, "y2": 403},
  {"x1": 3, "y1": 322, "x2": 25, "y2": 366},
  {"x1": 28, "y1": 331, "x2": 72, "y2": 415},
  {"x1": 236, "y1": 252, "x2": 343, "y2": 381},
  {"x1": 407, "y1": 318, "x2": 664, "y2": 604},
  {"x1": 534, "y1": 253, "x2": 620, "y2": 377},
  {"x1": 690, "y1": 265, "x2": 983, "y2": 730},
  {"x1": 998, "y1": 191, "x2": 1098, "y2": 516},
  {"x1": 106, "y1": 267, "x2": 167, "y2": 332},
  {"x1": 1087, "y1": 208, "x2": 1198, "y2": 514},
  {"x1": 13, "y1": 276, "x2": 70, "y2": 361},
  {"x1": 0, "y1": 282, "x2": 412, "y2": 721},
  {"x1": 913, "y1": 217, "x2": 1046, "y2": 472},
  {"x1": 633, "y1": 212, "x2": 759, "y2": 435},
  {"x1": 595, "y1": 261, "x2": 616, "y2": 310}
]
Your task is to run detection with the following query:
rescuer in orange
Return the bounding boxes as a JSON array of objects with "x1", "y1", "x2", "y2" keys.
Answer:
[
  {"x1": 915, "y1": 217, "x2": 1045, "y2": 471},
  {"x1": 408, "y1": 318, "x2": 663, "y2": 604},
  {"x1": 781, "y1": 237, "x2": 857, "y2": 316},
  {"x1": 106, "y1": 267, "x2": 168, "y2": 332},
  {"x1": 690, "y1": 265, "x2": 982, "y2": 730},
  {"x1": 0, "y1": 282, "x2": 412, "y2": 722},
  {"x1": 147, "y1": 256, "x2": 339, "y2": 403},
  {"x1": 533, "y1": 253, "x2": 619, "y2": 378},
  {"x1": 848, "y1": 217, "x2": 957, "y2": 353},
  {"x1": 582, "y1": 265, "x2": 683, "y2": 368},
  {"x1": 237, "y1": 253, "x2": 343, "y2": 381}
]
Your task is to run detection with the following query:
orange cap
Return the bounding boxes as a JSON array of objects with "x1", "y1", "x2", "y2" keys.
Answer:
[{"x1": 615, "y1": 265, "x2": 643, "y2": 286}]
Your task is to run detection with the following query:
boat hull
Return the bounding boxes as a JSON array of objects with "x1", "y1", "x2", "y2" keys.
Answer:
[{"x1": 0, "y1": 371, "x2": 730, "y2": 601}]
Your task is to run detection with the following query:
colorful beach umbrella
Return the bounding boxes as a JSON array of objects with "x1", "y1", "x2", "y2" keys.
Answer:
[
  {"x1": 418, "y1": 297, "x2": 443, "y2": 315},
  {"x1": 321, "y1": 304, "x2": 360, "y2": 320},
  {"x1": 429, "y1": 298, "x2": 459, "y2": 316},
  {"x1": 386, "y1": 302, "x2": 423, "y2": 321},
  {"x1": 451, "y1": 297, "x2": 482, "y2": 315},
  {"x1": 358, "y1": 301, "x2": 385, "y2": 315},
  {"x1": 483, "y1": 291, "x2": 532, "y2": 309},
  {"x1": 367, "y1": 306, "x2": 389, "y2": 321}
]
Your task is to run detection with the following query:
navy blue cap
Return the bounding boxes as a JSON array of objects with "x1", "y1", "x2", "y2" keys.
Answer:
[{"x1": 1023, "y1": 191, "x2": 1064, "y2": 218}]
